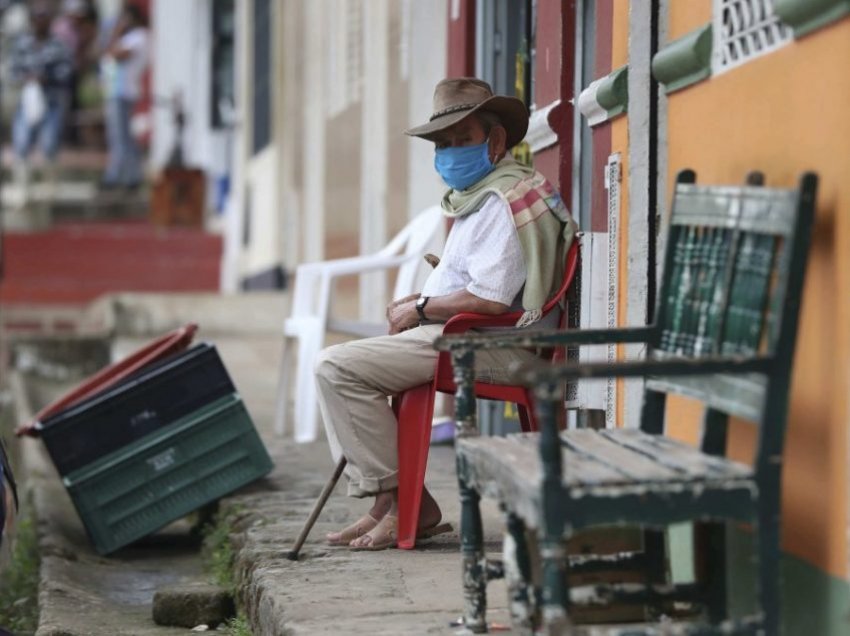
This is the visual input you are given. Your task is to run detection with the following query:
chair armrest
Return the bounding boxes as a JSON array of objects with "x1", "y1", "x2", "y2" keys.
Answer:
[
  {"x1": 515, "y1": 354, "x2": 774, "y2": 386},
  {"x1": 441, "y1": 310, "x2": 527, "y2": 335},
  {"x1": 297, "y1": 252, "x2": 412, "y2": 278},
  {"x1": 435, "y1": 325, "x2": 657, "y2": 352}
]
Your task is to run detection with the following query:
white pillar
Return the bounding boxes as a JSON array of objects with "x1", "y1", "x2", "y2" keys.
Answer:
[
  {"x1": 406, "y1": 0, "x2": 448, "y2": 218},
  {"x1": 625, "y1": 1, "x2": 654, "y2": 428},
  {"x1": 220, "y1": 0, "x2": 251, "y2": 292},
  {"x1": 303, "y1": 0, "x2": 327, "y2": 263},
  {"x1": 277, "y1": 1, "x2": 301, "y2": 271},
  {"x1": 358, "y1": 0, "x2": 389, "y2": 320}
]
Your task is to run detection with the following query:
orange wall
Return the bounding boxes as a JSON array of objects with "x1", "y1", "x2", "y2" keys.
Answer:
[
  {"x1": 663, "y1": 15, "x2": 850, "y2": 579},
  {"x1": 668, "y1": 3, "x2": 711, "y2": 40}
]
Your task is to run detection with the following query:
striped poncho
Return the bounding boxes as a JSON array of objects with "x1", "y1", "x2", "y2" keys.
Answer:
[{"x1": 440, "y1": 157, "x2": 577, "y2": 327}]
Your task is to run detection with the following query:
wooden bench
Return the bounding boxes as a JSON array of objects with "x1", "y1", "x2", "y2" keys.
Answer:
[{"x1": 435, "y1": 170, "x2": 818, "y2": 635}]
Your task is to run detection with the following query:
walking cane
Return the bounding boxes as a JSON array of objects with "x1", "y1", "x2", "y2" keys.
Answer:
[{"x1": 286, "y1": 455, "x2": 347, "y2": 561}]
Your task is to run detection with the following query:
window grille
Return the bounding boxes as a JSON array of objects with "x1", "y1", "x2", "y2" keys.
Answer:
[{"x1": 713, "y1": 0, "x2": 792, "y2": 74}]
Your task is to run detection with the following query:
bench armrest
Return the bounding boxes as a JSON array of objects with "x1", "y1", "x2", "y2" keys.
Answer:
[
  {"x1": 515, "y1": 354, "x2": 774, "y2": 386},
  {"x1": 434, "y1": 325, "x2": 657, "y2": 352}
]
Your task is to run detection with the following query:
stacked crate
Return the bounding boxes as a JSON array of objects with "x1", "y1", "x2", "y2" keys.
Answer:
[{"x1": 38, "y1": 344, "x2": 273, "y2": 554}]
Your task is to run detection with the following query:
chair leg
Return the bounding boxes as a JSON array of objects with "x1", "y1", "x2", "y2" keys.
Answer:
[
  {"x1": 540, "y1": 533, "x2": 569, "y2": 636},
  {"x1": 294, "y1": 321, "x2": 323, "y2": 443},
  {"x1": 396, "y1": 382, "x2": 436, "y2": 549},
  {"x1": 458, "y1": 471, "x2": 488, "y2": 633},
  {"x1": 503, "y1": 512, "x2": 535, "y2": 633},
  {"x1": 274, "y1": 336, "x2": 294, "y2": 436},
  {"x1": 756, "y1": 506, "x2": 781, "y2": 635}
]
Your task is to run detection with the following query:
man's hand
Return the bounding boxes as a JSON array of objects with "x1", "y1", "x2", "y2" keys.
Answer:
[
  {"x1": 386, "y1": 293, "x2": 419, "y2": 324},
  {"x1": 387, "y1": 297, "x2": 420, "y2": 335}
]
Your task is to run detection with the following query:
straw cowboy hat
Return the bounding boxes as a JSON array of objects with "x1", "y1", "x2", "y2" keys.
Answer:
[{"x1": 405, "y1": 78, "x2": 529, "y2": 149}]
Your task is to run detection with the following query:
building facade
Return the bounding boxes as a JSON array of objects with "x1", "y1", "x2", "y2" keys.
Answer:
[
  {"x1": 448, "y1": 0, "x2": 849, "y2": 631},
  {"x1": 161, "y1": 0, "x2": 849, "y2": 629}
]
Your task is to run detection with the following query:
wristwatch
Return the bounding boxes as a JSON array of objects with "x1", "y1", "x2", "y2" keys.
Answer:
[{"x1": 416, "y1": 296, "x2": 430, "y2": 322}]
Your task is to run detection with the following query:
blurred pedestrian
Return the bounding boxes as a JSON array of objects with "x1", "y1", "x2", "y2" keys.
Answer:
[
  {"x1": 8, "y1": 1, "x2": 73, "y2": 205},
  {"x1": 53, "y1": 0, "x2": 101, "y2": 146},
  {"x1": 100, "y1": 2, "x2": 149, "y2": 190}
]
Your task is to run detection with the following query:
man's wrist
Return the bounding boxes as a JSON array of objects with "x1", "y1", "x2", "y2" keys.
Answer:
[{"x1": 415, "y1": 296, "x2": 430, "y2": 322}]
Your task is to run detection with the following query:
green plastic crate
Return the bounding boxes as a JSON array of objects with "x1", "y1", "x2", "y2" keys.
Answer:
[{"x1": 62, "y1": 393, "x2": 273, "y2": 554}]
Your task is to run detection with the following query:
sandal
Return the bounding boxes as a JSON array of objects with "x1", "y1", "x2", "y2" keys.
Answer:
[
  {"x1": 348, "y1": 516, "x2": 454, "y2": 552},
  {"x1": 349, "y1": 514, "x2": 399, "y2": 551},
  {"x1": 326, "y1": 513, "x2": 380, "y2": 546}
]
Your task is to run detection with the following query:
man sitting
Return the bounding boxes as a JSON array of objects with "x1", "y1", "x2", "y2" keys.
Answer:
[{"x1": 317, "y1": 77, "x2": 576, "y2": 550}]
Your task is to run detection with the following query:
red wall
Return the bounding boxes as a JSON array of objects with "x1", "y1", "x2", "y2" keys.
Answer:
[{"x1": 446, "y1": 0, "x2": 475, "y2": 77}]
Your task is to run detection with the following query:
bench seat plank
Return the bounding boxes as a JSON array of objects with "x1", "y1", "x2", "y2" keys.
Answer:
[
  {"x1": 458, "y1": 429, "x2": 754, "y2": 529},
  {"x1": 597, "y1": 429, "x2": 751, "y2": 479}
]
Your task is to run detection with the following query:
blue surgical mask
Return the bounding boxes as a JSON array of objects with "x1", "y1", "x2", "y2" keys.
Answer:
[{"x1": 434, "y1": 141, "x2": 494, "y2": 191}]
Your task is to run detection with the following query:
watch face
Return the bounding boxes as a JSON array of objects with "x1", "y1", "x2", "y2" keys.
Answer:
[{"x1": 417, "y1": 297, "x2": 426, "y2": 308}]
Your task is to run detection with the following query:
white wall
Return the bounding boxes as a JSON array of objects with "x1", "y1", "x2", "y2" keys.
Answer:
[
  {"x1": 151, "y1": 0, "x2": 231, "y2": 211},
  {"x1": 222, "y1": 1, "x2": 449, "y2": 292},
  {"x1": 406, "y1": 0, "x2": 448, "y2": 217}
]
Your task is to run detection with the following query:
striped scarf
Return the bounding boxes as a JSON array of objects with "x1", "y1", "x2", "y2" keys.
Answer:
[{"x1": 441, "y1": 157, "x2": 577, "y2": 327}]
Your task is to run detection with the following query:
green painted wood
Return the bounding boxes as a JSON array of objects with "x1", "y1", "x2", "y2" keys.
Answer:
[
  {"x1": 596, "y1": 65, "x2": 629, "y2": 119},
  {"x1": 775, "y1": 0, "x2": 850, "y2": 37},
  {"x1": 504, "y1": 513, "x2": 535, "y2": 629},
  {"x1": 560, "y1": 429, "x2": 683, "y2": 481},
  {"x1": 459, "y1": 429, "x2": 752, "y2": 491},
  {"x1": 598, "y1": 429, "x2": 750, "y2": 479},
  {"x1": 651, "y1": 24, "x2": 712, "y2": 94},
  {"x1": 434, "y1": 325, "x2": 656, "y2": 353},
  {"x1": 446, "y1": 170, "x2": 818, "y2": 633}
]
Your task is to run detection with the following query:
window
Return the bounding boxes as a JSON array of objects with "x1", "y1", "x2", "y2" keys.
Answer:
[
  {"x1": 252, "y1": 0, "x2": 273, "y2": 154},
  {"x1": 475, "y1": 0, "x2": 534, "y2": 105},
  {"x1": 211, "y1": 0, "x2": 235, "y2": 129},
  {"x1": 712, "y1": 0, "x2": 792, "y2": 74},
  {"x1": 475, "y1": 0, "x2": 534, "y2": 164}
]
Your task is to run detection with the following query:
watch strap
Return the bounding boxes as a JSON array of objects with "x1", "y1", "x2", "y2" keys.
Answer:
[{"x1": 416, "y1": 296, "x2": 430, "y2": 322}]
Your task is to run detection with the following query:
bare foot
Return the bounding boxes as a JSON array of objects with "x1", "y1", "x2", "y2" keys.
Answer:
[
  {"x1": 326, "y1": 493, "x2": 392, "y2": 546},
  {"x1": 417, "y1": 487, "x2": 444, "y2": 530},
  {"x1": 349, "y1": 515, "x2": 398, "y2": 551},
  {"x1": 326, "y1": 513, "x2": 380, "y2": 546}
]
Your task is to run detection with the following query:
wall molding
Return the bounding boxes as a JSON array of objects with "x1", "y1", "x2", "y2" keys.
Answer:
[
  {"x1": 577, "y1": 77, "x2": 607, "y2": 126},
  {"x1": 775, "y1": 0, "x2": 850, "y2": 37},
  {"x1": 652, "y1": 23, "x2": 713, "y2": 94},
  {"x1": 577, "y1": 66, "x2": 629, "y2": 127},
  {"x1": 596, "y1": 65, "x2": 629, "y2": 118},
  {"x1": 525, "y1": 99, "x2": 560, "y2": 153}
]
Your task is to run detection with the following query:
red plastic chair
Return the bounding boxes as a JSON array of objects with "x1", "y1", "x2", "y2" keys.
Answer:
[{"x1": 395, "y1": 241, "x2": 580, "y2": 549}]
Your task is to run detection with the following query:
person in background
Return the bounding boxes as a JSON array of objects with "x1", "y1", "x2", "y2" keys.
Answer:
[
  {"x1": 8, "y1": 1, "x2": 73, "y2": 205},
  {"x1": 100, "y1": 2, "x2": 149, "y2": 190},
  {"x1": 52, "y1": 0, "x2": 100, "y2": 146}
]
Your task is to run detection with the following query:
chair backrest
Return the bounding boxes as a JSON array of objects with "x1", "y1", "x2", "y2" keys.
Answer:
[
  {"x1": 644, "y1": 171, "x2": 817, "y2": 465},
  {"x1": 385, "y1": 206, "x2": 445, "y2": 300}
]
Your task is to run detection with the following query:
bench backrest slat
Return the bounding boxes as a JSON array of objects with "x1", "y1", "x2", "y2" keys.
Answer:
[{"x1": 645, "y1": 176, "x2": 814, "y2": 428}]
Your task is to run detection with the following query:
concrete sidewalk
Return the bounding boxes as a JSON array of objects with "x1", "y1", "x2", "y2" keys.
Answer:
[
  {"x1": 199, "y1": 332, "x2": 516, "y2": 635},
  {"x1": 9, "y1": 293, "x2": 516, "y2": 635}
]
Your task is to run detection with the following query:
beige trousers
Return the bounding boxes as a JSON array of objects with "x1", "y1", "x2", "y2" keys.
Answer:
[{"x1": 315, "y1": 324, "x2": 536, "y2": 497}]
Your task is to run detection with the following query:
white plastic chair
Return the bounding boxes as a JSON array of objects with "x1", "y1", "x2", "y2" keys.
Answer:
[{"x1": 275, "y1": 206, "x2": 445, "y2": 442}]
